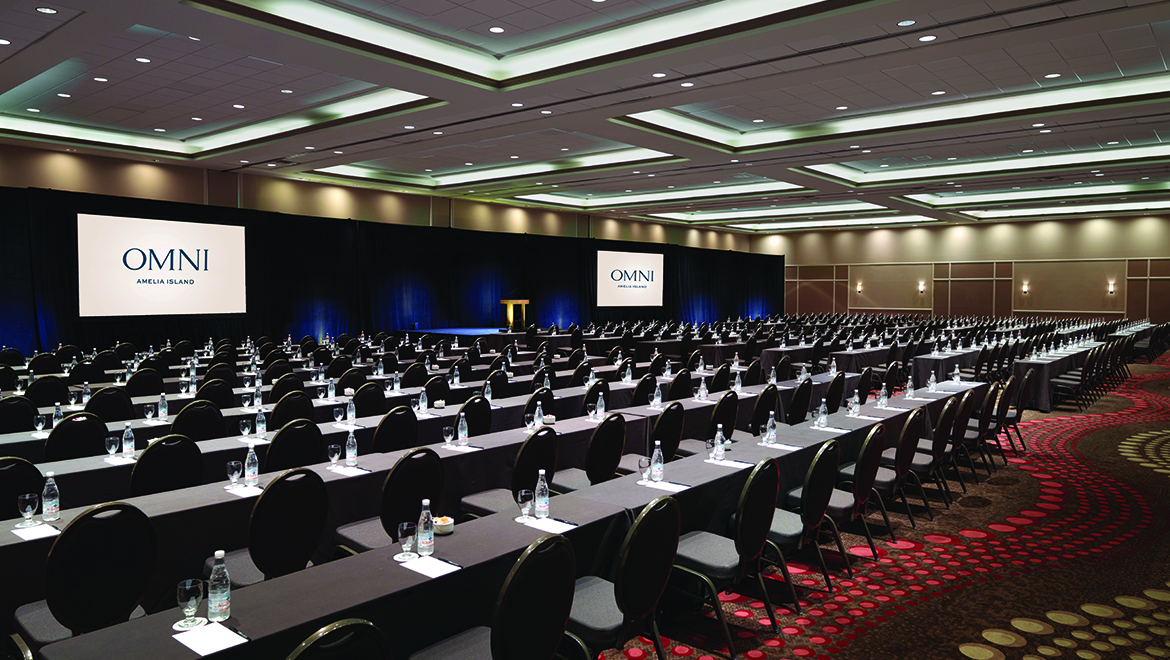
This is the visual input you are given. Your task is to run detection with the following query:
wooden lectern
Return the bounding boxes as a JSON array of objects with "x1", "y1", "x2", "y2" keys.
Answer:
[{"x1": 500, "y1": 299, "x2": 529, "y2": 330}]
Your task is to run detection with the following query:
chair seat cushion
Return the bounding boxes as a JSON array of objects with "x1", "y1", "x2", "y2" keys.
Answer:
[
  {"x1": 878, "y1": 447, "x2": 897, "y2": 466},
  {"x1": 837, "y1": 461, "x2": 857, "y2": 483},
  {"x1": 675, "y1": 438, "x2": 707, "y2": 456},
  {"x1": 616, "y1": 453, "x2": 645, "y2": 475},
  {"x1": 871, "y1": 466, "x2": 897, "y2": 491},
  {"x1": 461, "y1": 488, "x2": 519, "y2": 517},
  {"x1": 409, "y1": 625, "x2": 492, "y2": 660},
  {"x1": 786, "y1": 486, "x2": 854, "y2": 520},
  {"x1": 567, "y1": 575, "x2": 624, "y2": 650},
  {"x1": 202, "y1": 548, "x2": 278, "y2": 588},
  {"x1": 551, "y1": 468, "x2": 592, "y2": 494},
  {"x1": 335, "y1": 516, "x2": 394, "y2": 553},
  {"x1": 15, "y1": 600, "x2": 145, "y2": 649},
  {"x1": 766, "y1": 508, "x2": 806, "y2": 548},
  {"x1": 674, "y1": 530, "x2": 739, "y2": 583}
]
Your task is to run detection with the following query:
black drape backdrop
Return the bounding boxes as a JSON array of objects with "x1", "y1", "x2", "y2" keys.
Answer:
[{"x1": 0, "y1": 186, "x2": 783, "y2": 354}]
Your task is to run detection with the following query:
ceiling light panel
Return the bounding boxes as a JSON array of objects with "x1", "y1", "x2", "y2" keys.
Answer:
[
  {"x1": 650, "y1": 200, "x2": 886, "y2": 221},
  {"x1": 515, "y1": 180, "x2": 803, "y2": 208},
  {"x1": 0, "y1": 1, "x2": 80, "y2": 65},
  {"x1": 729, "y1": 215, "x2": 937, "y2": 231},
  {"x1": 962, "y1": 200, "x2": 1170, "y2": 219}
]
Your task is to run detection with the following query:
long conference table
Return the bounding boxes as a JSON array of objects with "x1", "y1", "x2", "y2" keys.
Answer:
[{"x1": 3, "y1": 371, "x2": 983, "y2": 659}]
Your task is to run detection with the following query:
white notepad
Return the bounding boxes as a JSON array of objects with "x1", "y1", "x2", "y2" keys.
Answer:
[
  {"x1": 227, "y1": 486, "x2": 263, "y2": 498},
  {"x1": 401, "y1": 555, "x2": 461, "y2": 578},
  {"x1": 643, "y1": 481, "x2": 689, "y2": 492},
  {"x1": 11, "y1": 524, "x2": 60, "y2": 540},
  {"x1": 524, "y1": 518, "x2": 577, "y2": 534},
  {"x1": 173, "y1": 622, "x2": 248, "y2": 656},
  {"x1": 703, "y1": 458, "x2": 754, "y2": 468}
]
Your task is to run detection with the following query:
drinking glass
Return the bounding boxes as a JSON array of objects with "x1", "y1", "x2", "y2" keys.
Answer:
[
  {"x1": 394, "y1": 522, "x2": 417, "y2": 562},
  {"x1": 384, "y1": 381, "x2": 393, "y2": 394},
  {"x1": 243, "y1": 375, "x2": 253, "y2": 389},
  {"x1": 144, "y1": 403, "x2": 155, "y2": 420},
  {"x1": 239, "y1": 420, "x2": 251, "y2": 437},
  {"x1": 241, "y1": 394, "x2": 252, "y2": 409},
  {"x1": 706, "y1": 438, "x2": 717, "y2": 459},
  {"x1": 317, "y1": 386, "x2": 325, "y2": 400},
  {"x1": 333, "y1": 407, "x2": 344, "y2": 423},
  {"x1": 442, "y1": 426, "x2": 455, "y2": 447},
  {"x1": 106, "y1": 436, "x2": 120, "y2": 456},
  {"x1": 175, "y1": 579, "x2": 205, "y2": 630},
  {"x1": 410, "y1": 397, "x2": 420, "y2": 412},
  {"x1": 586, "y1": 403, "x2": 596, "y2": 420},
  {"x1": 523, "y1": 413, "x2": 535, "y2": 431},
  {"x1": 16, "y1": 493, "x2": 39, "y2": 527},
  {"x1": 638, "y1": 457, "x2": 652, "y2": 483},
  {"x1": 759, "y1": 424, "x2": 769, "y2": 440},
  {"x1": 180, "y1": 380, "x2": 189, "y2": 395},
  {"x1": 514, "y1": 489, "x2": 534, "y2": 523},
  {"x1": 692, "y1": 387, "x2": 700, "y2": 400},
  {"x1": 327, "y1": 444, "x2": 341, "y2": 469},
  {"x1": 34, "y1": 415, "x2": 45, "y2": 432},
  {"x1": 226, "y1": 461, "x2": 242, "y2": 489},
  {"x1": 68, "y1": 392, "x2": 77, "y2": 406}
]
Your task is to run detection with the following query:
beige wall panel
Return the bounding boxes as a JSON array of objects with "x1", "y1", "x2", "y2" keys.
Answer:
[
  {"x1": 798, "y1": 265, "x2": 835, "y2": 280},
  {"x1": 1150, "y1": 259, "x2": 1170, "y2": 278},
  {"x1": 798, "y1": 281, "x2": 834, "y2": 314},
  {"x1": 206, "y1": 171, "x2": 238, "y2": 208},
  {"x1": 951, "y1": 262, "x2": 994, "y2": 279},
  {"x1": 995, "y1": 281, "x2": 1013, "y2": 317},
  {"x1": 835, "y1": 265, "x2": 848, "y2": 280},
  {"x1": 950, "y1": 280, "x2": 995, "y2": 317},
  {"x1": 454, "y1": 200, "x2": 576, "y2": 236},
  {"x1": 1013, "y1": 261, "x2": 1126, "y2": 313},
  {"x1": 0, "y1": 144, "x2": 204, "y2": 204},
  {"x1": 933, "y1": 284, "x2": 949, "y2": 317},
  {"x1": 996, "y1": 262, "x2": 1013, "y2": 278},
  {"x1": 785, "y1": 266, "x2": 799, "y2": 282},
  {"x1": 834, "y1": 282, "x2": 848, "y2": 313},
  {"x1": 1127, "y1": 279, "x2": 1148, "y2": 320},
  {"x1": 1128, "y1": 259, "x2": 1148, "y2": 277},
  {"x1": 848, "y1": 263, "x2": 933, "y2": 311},
  {"x1": 784, "y1": 281, "x2": 799, "y2": 315},
  {"x1": 1149, "y1": 281, "x2": 1170, "y2": 323},
  {"x1": 242, "y1": 176, "x2": 431, "y2": 225}
]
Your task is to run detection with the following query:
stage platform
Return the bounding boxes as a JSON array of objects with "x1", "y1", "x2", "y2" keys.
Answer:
[{"x1": 413, "y1": 327, "x2": 522, "y2": 352}]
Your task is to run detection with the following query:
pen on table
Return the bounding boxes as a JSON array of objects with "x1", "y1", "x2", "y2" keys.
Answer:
[
  {"x1": 551, "y1": 518, "x2": 577, "y2": 527},
  {"x1": 433, "y1": 556, "x2": 462, "y2": 568},
  {"x1": 225, "y1": 624, "x2": 250, "y2": 641}
]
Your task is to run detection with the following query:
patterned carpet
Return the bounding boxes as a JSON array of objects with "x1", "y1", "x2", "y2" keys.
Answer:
[{"x1": 603, "y1": 355, "x2": 1170, "y2": 660}]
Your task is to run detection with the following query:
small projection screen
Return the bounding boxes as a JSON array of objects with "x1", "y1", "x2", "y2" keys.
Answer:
[{"x1": 596, "y1": 250, "x2": 664, "y2": 307}]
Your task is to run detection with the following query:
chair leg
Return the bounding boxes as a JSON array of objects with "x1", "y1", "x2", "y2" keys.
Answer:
[
  {"x1": 754, "y1": 568, "x2": 781, "y2": 633},
  {"x1": 1012, "y1": 424, "x2": 1028, "y2": 452},
  {"x1": 650, "y1": 618, "x2": 670, "y2": 660},
  {"x1": 907, "y1": 471, "x2": 935, "y2": 521},
  {"x1": 933, "y1": 470, "x2": 952, "y2": 508},
  {"x1": 672, "y1": 566, "x2": 736, "y2": 660},
  {"x1": 811, "y1": 541, "x2": 834, "y2": 593},
  {"x1": 563, "y1": 630, "x2": 592, "y2": 660},
  {"x1": 858, "y1": 513, "x2": 879, "y2": 560},
  {"x1": 764, "y1": 540, "x2": 803, "y2": 616},
  {"x1": 958, "y1": 446, "x2": 981, "y2": 485},
  {"x1": 871, "y1": 490, "x2": 897, "y2": 542},
  {"x1": 823, "y1": 515, "x2": 854, "y2": 579},
  {"x1": 897, "y1": 487, "x2": 918, "y2": 529},
  {"x1": 949, "y1": 456, "x2": 968, "y2": 493}
]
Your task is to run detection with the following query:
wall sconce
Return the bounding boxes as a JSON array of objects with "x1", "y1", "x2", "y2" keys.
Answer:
[
  {"x1": 918, "y1": 282, "x2": 925, "y2": 293},
  {"x1": 1108, "y1": 282, "x2": 1115, "y2": 294},
  {"x1": 1022, "y1": 282, "x2": 1029, "y2": 294},
  {"x1": 856, "y1": 282, "x2": 862, "y2": 293}
]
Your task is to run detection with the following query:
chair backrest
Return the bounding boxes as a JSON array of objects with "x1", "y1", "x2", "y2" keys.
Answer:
[
  {"x1": 250, "y1": 468, "x2": 328, "y2": 580},
  {"x1": 798, "y1": 440, "x2": 841, "y2": 541},
  {"x1": 707, "y1": 390, "x2": 738, "y2": 439},
  {"x1": 195, "y1": 378, "x2": 235, "y2": 410},
  {"x1": 650, "y1": 402, "x2": 685, "y2": 462},
  {"x1": 326, "y1": 356, "x2": 353, "y2": 380},
  {"x1": 585, "y1": 413, "x2": 626, "y2": 485},
  {"x1": 271, "y1": 390, "x2": 316, "y2": 430},
  {"x1": 380, "y1": 447, "x2": 444, "y2": 539},
  {"x1": 64, "y1": 360, "x2": 102, "y2": 387},
  {"x1": 286, "y1": 618, "x2": 392, "y2": 660},
  {"x1": 510, "y1": 426, "x2": 558, "y2": 497},
  {"x1": 582, "y1": 379, "x2": 610, "y2": 414},
  {"x1": 0, "y1": 347, "x2": 25, "y2": 366},
  {"x1": 883, "y1": 360, "x2": 902, "y2": 393},
  {"x1": 123, "y1": 368, "x2": 164, "y2": 397},
  {"x1": 994, "y1": 375, "x2": 1018, "y2": 432},
  {"x1": 0, "y1": 456, "x2": 43, "y2": 515},
  {"x1": 400, "y1": 362, "x2": 429, "y2": 388},
  {"x1": 1014, "y1": 367, "x2": 1035, "y2": 412},
  {"x1": 848, "y1": 424, "x2": 887, "y2": 513},
  {"x1": 130, "y1": 434, "x2": 203, "y2": 497},
  {"x1": 204, "y1": 363, "x2": 237, "y2": 388},
  {"x1": 424, "y1": 375, "x2": 450, "y2": 407},
  {"x1": 351, "y1": 382, "x2": 389, "y2": 418},
  {"x1": 449, "y1": 357, "x2": 471, "y2": 383},
  {"x1": 666, "y1": 368, "x2": 691, "y2": 401},
  {"x1": 893, "y1": 408, "x2": 926, "y2": 478},
  {"x1": 170, "y1": 400, "x2": 225, "y2": 441},
  {"x1": 709, "y1": 363, "x2": 730, "y2": 392},
  {"x1": 824, "y1": 371, "x2": 846, "y2": 414},
  {"x1": 786, "y1": 378, "x2": 813, "y2": 425},
  {"x1": 856, "y1": 367, "x2": 873, "y2": 404},
  {"x1": 974, "y1": 381, "x2": 1001, "y2": 439},
  {"x1": 458, "y1": 394, "x2": 492, "y2": 436},
  {"x1": 84, "y1": 386, "x2": 136, "y2": 423},
  {"x1": 28, "y1": 352, "x2": 62, "y2": 375},
  {"x1": 336, "y1": 367, "x2": 367, "y2": 395},
  {"x1": 45, "y1": 502, "x2": 156, "y2": 634},
  {"x1": 685, "y1": 350, "x2": 702, "y2": 371},
  {"x1": 92, "y1": 350, "x2": 122, "y2": 371},
  {"x1": 113, "y1": 343, "x2": 137, "y2": 360},
  {"x1": 647, "y1": 354, "x2": 667, "y2": 377},
  {"x1": 373, "y1": 405, "x2": 418, "y2": 453},
  {"x1": 606, "y1": 345, "x2": 624, "y2": 364},
  {"x1": 0, "y1": 395, "x2": 37, "y2": 433},
  {"x1": 569, "y1": 361, "x2": 591, "y2": 387},
  {"x1": 613, "y1": 496, "x2": 680, "y2": 622},
  {"x1": 482, "y1": 369, "x2": 508, "y2": 398},
  {"x1": 44, "y1": 412, "x2": 108, "y2": 461},
  {"x1": 748, "y1": 384, "x2": 779, "y2": 433},
  {"x1": 733, "y1": 459, "x2": 780, "y2": 575},
  {"x1": 269, "y1": 372, "x2": 304, "y2": 405},
  {"x1": 264, "y1": 419, "x2": 326, "y2": 472},
  {"x1": 491, "y1": 534, "x2": 576, "y2": 660},
  {"x1": 523, "y1": 388, "x2": 555, "y2": 419},
  {"x1": 774, "y1": 354, "x2": 792, "y2": 382},
  {"x1": 950, "y1": 390, "x2": 977, "y2": 448},
  {"x1": 743, "y1": 358, "x2": 762, "y2": 386},
  {"x1": 25, "y1": 375, "x2": 71, "y2": 408}
]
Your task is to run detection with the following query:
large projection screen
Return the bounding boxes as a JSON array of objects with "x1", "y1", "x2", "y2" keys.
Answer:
[
  {"x1": 597, "y1": 250, "x2": 664, "y2": 307},
  {"x1": 77, "y1": 214, "x2": 247, "y2": 317}
]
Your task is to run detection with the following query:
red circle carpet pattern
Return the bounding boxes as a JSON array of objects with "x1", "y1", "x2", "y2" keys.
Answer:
[{"x1": 603, "y1": 357, "x2": 1169, "y2": 660}]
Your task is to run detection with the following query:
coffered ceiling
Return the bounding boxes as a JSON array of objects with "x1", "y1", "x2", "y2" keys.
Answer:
[{"x1": 1, "y1": 0, "x2": 1169, "y2": 233}]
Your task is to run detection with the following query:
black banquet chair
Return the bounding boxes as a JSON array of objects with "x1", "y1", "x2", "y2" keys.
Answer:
[
  {"x1": 129, "y1": 434, "x2": 203, "y2": 497},
  {"x1": 462, "y1": 427, "x2": 557, "y2": 518},
  {"x1": 334, "y1": 447, "x2": 444, "y2": 554},
  {"x1": 373, "y1": 406, "x2": 418, "y2": 453},
  {"x1": 550, "y1": 413, "x2": 625, "y2": 493},
  {"x1": 195, "y1": 378, "x2": 235, "y2": 411},
  {"x1": 43, "y1": 412, "x2": 108, "y2": 461},
  {"x1": 352, "y1": 382, "x2": 389, "y2": 418},
  {"x1": 0, "y1": 395, "x2": 37, "y2": 433},
  {"x1": 169, "y1": 400, "x2": 225, "y2": 441},
  {"x1": 264, "y1": 419, "x2": 327, "y2": 473},
  {"x1": 286, "y1": 618, "x2": 392, "y2": 660},
  {"x1": 271, "y1": 390, "x2": 317, "y2": 430},
  {"x1": 0, "y1": 457, "x2": 44, "y2": 517},
  {"x1": 84, "y1": 386, "x2": 136, "y2": 423},
  {"x1": 24, "y1": 376, "x2": 70, "y2": 408}
]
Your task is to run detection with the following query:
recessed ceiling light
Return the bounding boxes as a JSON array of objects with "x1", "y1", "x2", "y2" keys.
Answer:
[
  {"x1": 540, "y1": 110, "x2": 552, "y2": 114},
  {"x1": 652, "y1": 72, "x2": 666, "y2": 78},
  {"x1": 464, "y1": 162, "x2": 473, "y2": 166},
  {"x1": 266, "y1": 163, "x2": 276, "y2": 167},
  {"x1": 433, "y1": 131, "x2": 443, "y2": 134},
  {"x1": 931, "y1": 90, "x2": 946, "y2": 95},
  {"x1": 57, "y1": 93, "x2": 70, "y2": 98},
  {"x1": 835, "y1": 106, "x2": 848, "y2": 110},
  {"x1": 239, "y1": 160, "x2": 249, "y2": 163},
  {"x1": 191, "y1": 117, "x2": 202, "y2": 121},
  {"x1": 561, "y1": 148, "x2": 569, "y2": 151},
  {"x1": 26, "y1": 108, "x2": 40, "y2": 113},
  {"x1": 0, "y1": 39, "x2": 11, "y2": 46},
  {"x1": 897, "y1": 19, "x2": 916, "y2": 26},
  {"x1": 36, "y1": 7, "x2": 57, "y2": 14},
  {"x1": 680, "y1": 82, "x2": 694, "y2": 87},
  {"x1": 281, "y1": 89, "x2": 293, "y2": 94},
  {"x1": 424, "y1": 169, "x2": 432, "y2": 172},
  {"x1": 232, "y1": 104, "x2": 245, "y2": 109},
  {"x1": 511, "y1": 103, "x2": 523, "y2": 107},
  {"x1": 189, "y1": 36, "x2": 200, "y2": 41},
  {"x1": 1107, "y1": 141, "x2": 1119, "y2": 145},
  {"x1": 93, "y1": 77, "x2": 108, "y2": 82},
  {"x1": 1022, "y1": 149, "x2": 1033, "y2": 153},
  {"x1": 333, "y1": 150, "x2": 343, "y2": 154},
  {"x1": 489, "y1": 26, "x2": 504, "y2": 33},
  {"x1": 919, "y1": 35, "x2": 936, "y2": 42},
  {"x1": 1044, "y1": 73, "x2": 1061, "y2": 79},
  {"x1": 135, "y1": 57, "x2": 151, "y2": 63},
  {"x1": 154, "y1": 128, "x2": 165, "y2": 132},
  {"x1": 304, "y1": 146, "x2": 315, "y2": 150},
  {"x1": 1039, "y1": 129, "x2": 1051, "y2": 133}
]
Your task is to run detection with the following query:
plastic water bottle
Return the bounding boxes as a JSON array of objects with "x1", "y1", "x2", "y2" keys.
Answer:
[
  {"x1": 345, "y1": 430, "x2": 357, "y2": 466},
  {"x1": 848, "y1": 391, "x2": 860, "y2": 416},
  {"x1": 698, "y1": 356, "x2": 705, "y2": 372},
  {"x1": 713, "y1": 424, "x2": 725, "y2": 461},
  {"x1": 453, "y1": 368, "x2": 461, "y2": 386},
  {"x1": 81, "y1": 382, "x2": 91, "y2": 403},
  {"x1": 768, "y1": 367, "x2": 776, "y2": 384},
  {"x1": 418, "y1": 389, "x2": 428, "y2": 412},
  {"x1": 799, "y1": 364, "x2": 809, "y2": 381},
  {"x1": 734, "y1": 371, "x2": 742, "y2": 392},
  {"x1": 816, "y1": 398, "x2": 828, "y2": 428},
  {"x1": 457, "y1": 412, "x2": 469, "y2": 443},
  {"x1": 543, "y1": 372, "x2": 551, "y2": 391},
  {"x1": 733, "y1": 352, "x2": 740, "y2": 368},
  {"x1": 393, "y1": 371, "x2": 401, "y2": 391},
  {"x1": 953, "y1": 365, "x2": 961, "y2": 382},
  {"x1": 698, "y1": 378, "x2": 708, "y2": 400},
  {"x1": 346, "y1": 399, "x2": 356, "y2": 422},
  {"x1": 596, "y1": 393, "x2": 605, "y2": 416},
  {"x1": 327, "y1": 378, "x2": 336, "y2": 399},
  {"x1": 484, "y1": 381, "x2": 493, "y2": 403},
  {"x1": 664, "y1": 361, "x2": 672, "y2": 378},
  {"x1": 652, "y1": 384, "x2": 662, "y2": 407},
  {"x1": 905, "y1": 375, "x2": 914, "y2": 398},
  {"x1": 624, "y1": 364, "x2": 632, "y2": 383},
  {"x1": 52, "y1": 403, "x2": 62, "y2": 428},
  {"x1": 418, "y1": 499, "x2": 435, "y2": 556},
  {"x1": 927, "y1": 372, "x2": 937, "y2": 392},
  {"x1": 650, "y1": 441, "x2": 664, "y2": 482},
  {"x1": 42, "y1": 472, "x2": 59, "y2": 522},
  {"x1": 829, "y1": 360, "x2": 838, "y2": 376},
  {"x1": 254, "y1": 380, "x2": 262, "y2": 406},
  {"x1": 207, "y1": 550, "x2": 230, "y2": 622},
  {"x1": 122, "y1": 422, "x2": 135, "y2": 456},
  {"x1": 765, "y1": 411, "x2": 777, "y2": 442},
  {"x1": 255, "y1": 408, "x2": 267, "y2": 437},
  {"x1": 534, "y1": 470, "x2": 550, "y2": 519},
  {"x1": 244, "y1": 443, "x2": 258, "y2": 487},
  {"x1": 534, "y1": 402, "x2": 544, "y2": 426}
]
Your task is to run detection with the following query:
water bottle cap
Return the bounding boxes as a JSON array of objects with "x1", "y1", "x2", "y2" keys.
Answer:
[
  {"x1": 655, "y1": 440, "x2": 661, "y2": 446},
  {"x1": 538, "y1": 468, "x2": 546, "y2": 475},
  {"x1": 46, "y1": 471, "x2": 54, "y2": 477},
  {"x1": 215, "y1": 550, "x2": 225, "y2": 559},
  {"x1": 421, "y1": 498, "x2": 430, "y2": 506},
  {"x1": 125, "y1": 421, "x2": 132, "y2": 427}
]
